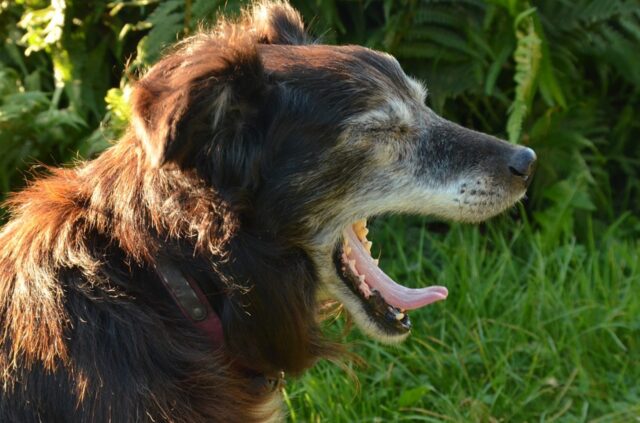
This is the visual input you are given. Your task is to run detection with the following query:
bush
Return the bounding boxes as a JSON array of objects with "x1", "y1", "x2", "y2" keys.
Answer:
[{"x1": 2, "y1": 0, "x2": 638, "y2": 238}]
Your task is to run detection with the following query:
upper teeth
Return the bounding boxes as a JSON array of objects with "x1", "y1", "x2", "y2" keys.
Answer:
[
  {"x1": 353, "y1": 219, "x2": 368, "y2": 242},
  {"x1": 339, "y1": 219, "x2": 381, "y2": 300}
]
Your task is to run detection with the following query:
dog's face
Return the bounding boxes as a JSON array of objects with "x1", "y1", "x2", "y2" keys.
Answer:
[
  {"x1": 252, "y1": 44, "x2": 535, "y2": 342},
  {"x1": 131, "y1": 3, "x2": 535, "y2": 348}
]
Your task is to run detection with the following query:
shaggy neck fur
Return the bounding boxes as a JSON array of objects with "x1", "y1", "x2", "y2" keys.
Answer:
[
  {"x1": 0, "y1": 133, "x2": 333, "y2": 422},
  {"x1": 0, "y1": 3, "x2": 345, "y2": 421}
]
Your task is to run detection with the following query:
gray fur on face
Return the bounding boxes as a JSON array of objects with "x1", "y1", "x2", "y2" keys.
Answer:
[
  {"x1": 291, "y1": 52, "x2": 535, "y2": 341},
  {"x1": 258, "y1": 43, "x2": 535, "y2": 342}
]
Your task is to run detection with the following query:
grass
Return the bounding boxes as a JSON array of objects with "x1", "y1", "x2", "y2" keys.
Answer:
[{"x1": 284, "y1": 210, "x2": 640, "y2": 422}]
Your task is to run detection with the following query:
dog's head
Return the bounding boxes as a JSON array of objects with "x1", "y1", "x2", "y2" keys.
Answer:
[{"x1": 130, "y1": 1, "x2": 535, "y2": 370}]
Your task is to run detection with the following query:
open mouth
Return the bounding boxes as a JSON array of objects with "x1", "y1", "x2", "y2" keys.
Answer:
[{"x1": 333, "y1": 219, "x2": 448, "y2": 336}]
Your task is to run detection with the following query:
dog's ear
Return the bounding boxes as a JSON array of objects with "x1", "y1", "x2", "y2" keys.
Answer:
[
  {"x1": 249, "y1": 1, "x2": 310, "y2": 45},
  {"x1": 131, "y1": 36, "x2": 266, "y2": 168}
]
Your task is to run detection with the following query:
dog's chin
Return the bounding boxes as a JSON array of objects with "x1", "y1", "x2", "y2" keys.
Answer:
[
  {"x1": 324, "y1": 219, "x2": 448, "y2": 344},
  {"x1": 449, "y1": 186, "x2": 529, "y2": 224}
]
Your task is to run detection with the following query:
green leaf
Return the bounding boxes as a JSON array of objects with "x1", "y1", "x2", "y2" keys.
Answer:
[
  {"x1": 105, "y1": 85, "x2": 132, "y2": 126},
  {"x1": 485, "y1": 39, "x2": 513, "y2": 95},
  {"x1": 136, "y1": 0, "x2": 184, "y2": 66},
  {"x1": 18, "y1": 0, "x2": 66, "y2": 55},
  {"x1": 397, "y1": 385, "x2": 431, "y2": 408}
]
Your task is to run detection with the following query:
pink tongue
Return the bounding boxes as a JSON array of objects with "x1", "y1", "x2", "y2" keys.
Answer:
[{"x1": 345, "y1": 227, "x2": 448, "y2": 310}]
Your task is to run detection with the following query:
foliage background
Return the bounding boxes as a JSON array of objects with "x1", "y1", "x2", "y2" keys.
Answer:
[{"x1": 1, "y1": 0, "x2": 639, "y2": 421}]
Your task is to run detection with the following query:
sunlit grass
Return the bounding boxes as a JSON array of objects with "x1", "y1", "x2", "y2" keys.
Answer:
[{"x1": 286, "y1": 211, "x2": 640, "y2": 422}]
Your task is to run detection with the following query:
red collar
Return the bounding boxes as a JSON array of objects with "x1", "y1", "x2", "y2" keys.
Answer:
[
  {"x1": 154, "y1": 257, "x2": 285, "y2": 394},
  {"x1": 155, "y1": 258, "x2": 224, "y2": 349}
]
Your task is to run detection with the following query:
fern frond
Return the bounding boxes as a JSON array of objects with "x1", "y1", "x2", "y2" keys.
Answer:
[
  {"x1": 394, "y1": 43, "x2": 469, "y2": 61},
  {"x1": 507, "y1": 8, "x2": 541, "y2": 143},
  {"x1": 403, "y1": 27, "x2": 482, "y2": 58},
  {"x1": 191, "y1": 0, "x2": 243, "y2": 27},
  {"x1": 136, "y1": 0, "x2": 183, "y2": 65}
]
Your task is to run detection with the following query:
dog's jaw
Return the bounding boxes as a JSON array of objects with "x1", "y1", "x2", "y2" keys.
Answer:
[
  {"x1": 307, "y1": 175, "x2": 530, "y2": 343},
  {"x1": 309, "y1": 218, "x2": 448, "y2": 343},
  {"x1": 313, "y1": 248, "x2": 411, "y2": 344},
  {"x1": 326, "y1": 279, "x2": 411, "y2": 344}
]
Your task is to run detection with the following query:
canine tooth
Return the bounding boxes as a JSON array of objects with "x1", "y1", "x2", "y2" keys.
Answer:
[
  {"x1": 358, "y1": 275, "x2": 366, "y2": 282},
  {"x1": 373, "y1": 259, "x2": 379, "y2": 265},
  {"x1": 364, "y1": 241, "x2": 372, "y2": 253},
  {"x1": 395, "y1": 312, "x2": 405, "y2": 321},
  {"x1": 353, "y1": 220, "x2": 367, "y2": 238}
]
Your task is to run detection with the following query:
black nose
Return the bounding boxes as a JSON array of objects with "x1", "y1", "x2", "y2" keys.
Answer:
[{"x1": 508, "y1": 147, "x2": 537, "y2": 183}]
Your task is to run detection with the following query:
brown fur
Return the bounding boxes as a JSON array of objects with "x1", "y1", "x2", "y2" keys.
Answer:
[
  {"x1": 0, "y1": 139, "x2": 283, "y2": 422},
  {"x1": 0, "y1": 3, "x2": 332, "y2": 421},
  {"x1": 0, "y1": 1, "x2": 536, "y2": 421}
]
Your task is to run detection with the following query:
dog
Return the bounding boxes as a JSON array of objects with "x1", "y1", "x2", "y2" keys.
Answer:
[{"x1": 0, "y1": 2, "x2": 536, "y2": 422}]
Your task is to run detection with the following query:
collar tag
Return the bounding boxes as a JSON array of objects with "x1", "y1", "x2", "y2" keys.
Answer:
[{"x1": 155, "y1": 258, "x2": 224, "y2": 347}]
